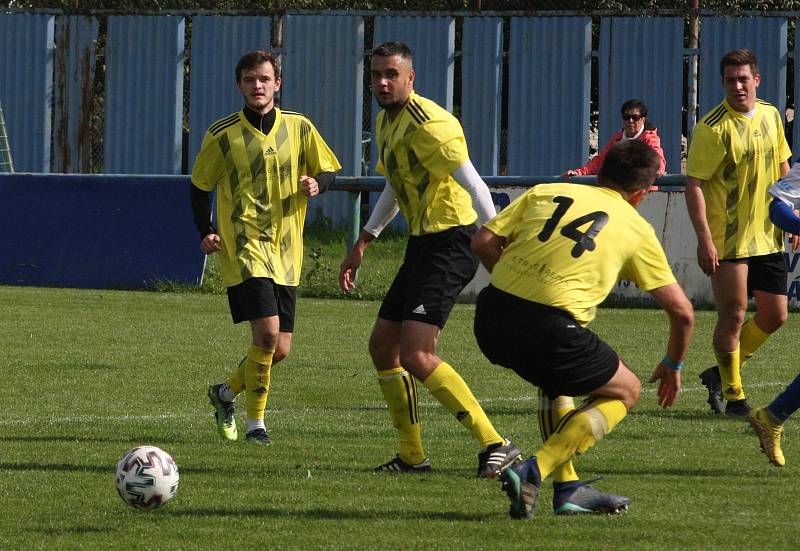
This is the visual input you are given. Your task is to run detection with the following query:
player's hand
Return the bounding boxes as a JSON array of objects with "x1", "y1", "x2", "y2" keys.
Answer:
[
  {"x1": 696, "y1": 239, "x2": 719, "y2": 276},
  {"x1": 647, "y1": 362, "x2": 682, "y2": 408},
  {"x1": 561, "y1": 170, "x2": 577, "y2": 179},
  {"x1": 200, "y1": 233, "x2": 221, "y2": 255},
  {"x1": 339, "y1": 249, "x2": 363, "y2": 292},
  {"x1": 789, "y1": 232, "x2": 800, "y2": 252},
  {"x1": 300, "y1": 175, "x2": 319, "y2": 197}
]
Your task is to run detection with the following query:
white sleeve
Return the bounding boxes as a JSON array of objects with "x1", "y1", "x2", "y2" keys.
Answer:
[
  {"x1": 452, "y1": 160, "x2": 497, "y2": 224},
  {"x1": 363, "y1": 183, "x2": 400, "y2": 238},
  {"x1": 769, "y1": 161, "x2": 800, "y2": 208}
]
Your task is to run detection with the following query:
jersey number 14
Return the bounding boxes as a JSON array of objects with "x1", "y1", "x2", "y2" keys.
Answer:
[{"x1": 537, "y1": 196, "x2": 609, "y2": 258}]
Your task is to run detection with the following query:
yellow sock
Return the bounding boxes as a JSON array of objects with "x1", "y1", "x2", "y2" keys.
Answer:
[
  {"x1": 423, "y1": 361, "x2": 503, "y2": 448},
  {"x1": 377, "y1": 367, "x2": 425, "y2": 465},
  {"x1": 715, "y1": 348, "x2": 744, "y2": 401},
  {"x1": 739, "y1": 317, "x2": 769, "y2": 367},
  {"x1": 244, "y1": 345, "x2": 274, "y2": 420},
  {"x1": 535, "y1": 397, "x2": 627, "y2": 480},
  {"x1": 537, "y1": 390, "x2": 579, "y2": 483},
  {"x1": 228, "y1": 356, "x2": 247, "y2": 395}
]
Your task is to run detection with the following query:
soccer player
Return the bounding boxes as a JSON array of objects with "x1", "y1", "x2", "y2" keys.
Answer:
[
  {"x1": 473, "y1": 140, "x2": 694, "y2": 518},
  {"x1": 191, "y1": 50, "x2": 341, "y2": 445},
  {"x1": 685, "y1": 49, "x2": 792, "y2": 418},
  {"x1": 338, "y1": 41, "x2": 521, "y2": 477},
  {"x1": 743, "y1": 162, "x2": 800, "y2": 466}
]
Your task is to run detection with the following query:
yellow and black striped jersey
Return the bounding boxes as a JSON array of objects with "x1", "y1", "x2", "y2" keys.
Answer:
[
  {"x1": 686, "y1": 98, "x2": 791, "y2": 259},
  {"x1": 375, "y1": 91, "x2": 475, "y2": 235},
  {"x1": 191, "y1": 108, "x2": 341, "y2": 287},
  {"x1": 485, "y1": 183, "x2": 675, "y2": 326}
]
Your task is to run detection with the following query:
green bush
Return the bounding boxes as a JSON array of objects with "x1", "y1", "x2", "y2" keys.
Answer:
[
  {"x1": 300, "y1": 223, "x2": 406, "y2": 301},
  {"x1": 172, "y1": 221, "x2": 407, "y2": 300}
]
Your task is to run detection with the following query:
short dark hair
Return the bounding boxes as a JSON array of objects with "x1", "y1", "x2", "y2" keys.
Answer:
[
  {"x1": 371, "y1": 41, "x2": 413, "y2": 63},
  {"x1": 720, "y1": 48, "x2": 759, "y2": 78},
  {"x1": 235, "y1": 50, "x2": 281, "y2": 83},
  {"x1": 620, "y1": 98, "x2": 648, "y2": 117},
  {"x1": 598, "y1": 140, "x2": 660, "y2": 193}
]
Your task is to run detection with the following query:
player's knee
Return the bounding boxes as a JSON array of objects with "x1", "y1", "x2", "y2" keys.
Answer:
[
  {"x1": 398, "y1": 349, "x2": 421, "y2": 371},
  {"x1": 272, "y1": 346, "x2": 290, "y2": 364},
  {"x1": 368, "y1": 333, "x2": 386, "y2": 361},
  {"x1": 252, "y1": 330, "x2": 279, "y2": 352},
  {"x1": 763, "y1": 310, "x2": 788, "y2": 332},
  {"x1": 718, "y1": 309, "x2": 746, "y2": 332},
  {"x1": 624, "y1": 377, "x2": 641, "y2": 410}
]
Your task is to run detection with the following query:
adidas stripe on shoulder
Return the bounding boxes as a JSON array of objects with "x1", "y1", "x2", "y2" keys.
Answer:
[
  {"x1": 280, "y1": 109, "x2": 308, "y2": 120},
  {"x1": 703, "y1": 104, "x2": 727, "y2": 128},
  {"x1": 406, "y1": 100, "x2": 430, "y2": 126},
  {"x1": 208, "y1": 113, "x2": 240, "y2": 136}
]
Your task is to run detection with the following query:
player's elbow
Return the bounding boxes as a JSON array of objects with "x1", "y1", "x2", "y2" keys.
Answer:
[
  {"x1": 669, "y1": 301, "x2": 695, "y2": 342},
  {"x1": 675, "y1": 299, "x2": 694, "y2": 327}
]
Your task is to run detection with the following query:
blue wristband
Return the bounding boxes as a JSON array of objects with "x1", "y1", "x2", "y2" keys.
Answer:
[{"x1": 661, "y1": 355, "x2": 684, "y2": 371}]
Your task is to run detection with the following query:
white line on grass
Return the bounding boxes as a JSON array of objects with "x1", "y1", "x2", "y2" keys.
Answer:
[{"x1": 0, "y1": 381, "x2": 788, "y2": 427}]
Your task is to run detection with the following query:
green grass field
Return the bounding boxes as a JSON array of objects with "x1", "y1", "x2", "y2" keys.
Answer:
[{"x1": 1, "y1": 285, "x2": 798, "y2": 550}]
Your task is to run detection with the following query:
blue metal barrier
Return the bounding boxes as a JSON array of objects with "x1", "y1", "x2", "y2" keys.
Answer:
[
  {"x1": 0, "y1": 173, "x2": 686, "y2": 290},
  {"x1": 1, "y1": 173, "x2": 204, "y2": 289}
]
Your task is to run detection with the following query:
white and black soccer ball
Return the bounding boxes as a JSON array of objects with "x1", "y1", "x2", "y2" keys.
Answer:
[{"x1": 115, "y1": 445, "x2": 179, "y2": 510}]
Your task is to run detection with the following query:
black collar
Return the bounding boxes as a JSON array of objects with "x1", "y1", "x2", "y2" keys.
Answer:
[{"x1": 242, "y1": 106, "x2": 276, "y2": 135}]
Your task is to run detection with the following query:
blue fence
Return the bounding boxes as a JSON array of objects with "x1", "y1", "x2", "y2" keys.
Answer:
[{"x1": 1, "y1": 12, "x2": 799, "y2": 228}]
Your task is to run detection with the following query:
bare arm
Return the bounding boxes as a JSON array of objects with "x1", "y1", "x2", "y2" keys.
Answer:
[
  {"x1": 684, "y1": 176, "x2": 718, "y2": 275},
  {"x1": 646, "y1": 282, "x2": 695, "y2": 408},
  {"x1": 471, "y1": 227, "x2": 507, "y2": 273},
  {"x1": 339, "y1": 230, "x2": 376, "y2": 292}
]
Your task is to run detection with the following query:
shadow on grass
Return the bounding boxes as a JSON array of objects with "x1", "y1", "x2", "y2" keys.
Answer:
[
  {"x1": 163, "y1": 506, "x2": 493, "y2": 521},
  {"x1": 597, "y1": 465, "x2": 780, "y2": 478},
  {"x1": 0, "y1": 434, "x2": 203, "y2": 445},
  {"x1": 0, "y1": 462, "x2": 113, "y2": 474},
  {"x1": 479, "y1": 405, "x2": 536, "y2": 416},
  {"x1": 629, "y1": 409, "x2": 741, "y2": 421},
  {"x1": 61, "y1": 362, "x2": 125, "y2": 371},
  {"x1": 0, "y1": 460, "x2": 287, "y2": 477},
  {"x1": 0, "y1": 461, "x2": 225, "y2": 476},
  {"x1": 34, "y1": 526, "x2": 113, "y2": 536},
  {"x1": 302, "y1": 404, "x2": 533, "y2": 416}
]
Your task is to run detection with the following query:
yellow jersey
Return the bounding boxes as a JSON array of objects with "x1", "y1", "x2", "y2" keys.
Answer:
[
  {"x1": 376, "y1": 91, "x2": 475, "y2": 235},
  {"x1": 192, "y1": 108, "x2": 340, "y2": 287},
  {"x1": 686, "y1": 98, "x2": 790, "y2": 259},
  {"x1": 486, "y1": 183, "x2": 676, "y2": 326}
]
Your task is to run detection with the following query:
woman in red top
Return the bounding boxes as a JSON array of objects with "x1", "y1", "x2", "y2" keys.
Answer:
[{"x1": 562, "y1": 99, "x2": 666, "y2": 178}]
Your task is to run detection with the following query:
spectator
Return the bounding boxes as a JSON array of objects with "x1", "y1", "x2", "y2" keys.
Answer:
[{"x1": 562, "y1": 99, "x2": 666, "y2": 178}]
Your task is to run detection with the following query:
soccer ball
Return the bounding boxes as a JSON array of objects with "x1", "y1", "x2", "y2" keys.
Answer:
[{"x1": 115, "y1": 445, "x2": 179, "y2": 510}]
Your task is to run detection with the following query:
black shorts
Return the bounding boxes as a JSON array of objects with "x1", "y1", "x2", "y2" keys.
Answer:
[
  {"x1": 721, "y1": 252, "x2": 787, "y2": 296},
  {"x1": 226, "y1": 277, "x2": 297, "y2": 331},
  {"x1": 474, "y1": 285, "x2": 619, "y2": 399},
  {"x1": 378, "y1": 225, "x2": 479, "y2": 329}
]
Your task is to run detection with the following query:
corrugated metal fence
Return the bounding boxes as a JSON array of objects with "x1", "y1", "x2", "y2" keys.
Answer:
[{"x1": 3, "y1": 11, "x2": 800, "y2": 225}]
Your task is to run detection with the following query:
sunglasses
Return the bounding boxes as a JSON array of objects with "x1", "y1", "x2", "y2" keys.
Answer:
[{"x1": 622, "y1": 113, "x2": 644, "y2": 121}]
